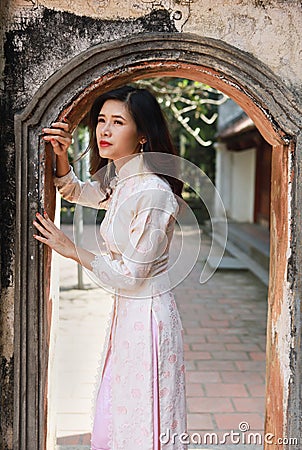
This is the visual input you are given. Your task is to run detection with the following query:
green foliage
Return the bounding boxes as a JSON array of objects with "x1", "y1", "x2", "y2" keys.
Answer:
[{"x1": 134, "y1": 77, "x2": 227, "y2": 183}]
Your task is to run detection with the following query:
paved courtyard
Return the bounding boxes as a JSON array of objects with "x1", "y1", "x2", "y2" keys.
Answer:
[{"x1": 54, "y1": 224, "x2": 267, "y2": 449}]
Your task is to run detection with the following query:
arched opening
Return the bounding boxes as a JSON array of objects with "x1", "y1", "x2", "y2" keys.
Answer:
[{"x1": 14, "y1": 34, "x2": 301, "y2": 449}]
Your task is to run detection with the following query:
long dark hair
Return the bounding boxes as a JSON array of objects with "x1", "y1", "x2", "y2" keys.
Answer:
[{"x1": 86, "y1": 85, "x2": 183, "y2": 198}]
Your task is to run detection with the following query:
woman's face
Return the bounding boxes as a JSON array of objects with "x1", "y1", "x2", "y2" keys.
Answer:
[{"x1": 96, "y1": 99, "x2": 142, "y2": 162}]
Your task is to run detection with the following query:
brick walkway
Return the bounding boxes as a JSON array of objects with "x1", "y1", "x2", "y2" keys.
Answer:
[
  {"x1": 179, "y1": 269, "x2": 267, "y2": 438},
  {"x1": 55, "y1": 224, "x2": 267, "y2": 448}
]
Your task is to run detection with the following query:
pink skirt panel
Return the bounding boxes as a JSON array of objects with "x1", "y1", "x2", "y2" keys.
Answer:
[{"x1": 91, "y1": 312, "x2": 160, "y2": 450}]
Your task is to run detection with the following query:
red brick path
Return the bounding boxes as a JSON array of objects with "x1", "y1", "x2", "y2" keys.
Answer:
[{"x1": 178, "y1": 261, "x2": 267, "y2": 439}]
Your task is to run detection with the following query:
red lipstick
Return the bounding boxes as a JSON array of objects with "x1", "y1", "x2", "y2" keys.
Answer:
[{"x1": 99, "y1": 140, "x2": 112, "y2": 147}]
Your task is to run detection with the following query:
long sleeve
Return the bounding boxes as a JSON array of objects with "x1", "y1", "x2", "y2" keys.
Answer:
[
  {"x1": 53, "y1": 166, "x2": 110, "y2": 210},
  {"x1": 91, "y1": 186, "x2": 179, "y2": 292}
]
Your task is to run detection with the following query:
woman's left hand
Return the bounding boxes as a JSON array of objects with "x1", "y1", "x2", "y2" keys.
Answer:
[{"x1": 33, "y1": 212, "x2": 76, "y2": 259}]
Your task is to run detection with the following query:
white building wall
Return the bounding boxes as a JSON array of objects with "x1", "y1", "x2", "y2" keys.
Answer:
[
  {"x1": 215, "y1": 143, "x2": 231, "y2": 217},
  {"x1": 230, "y1": 148, "x2": 256, "y2": 222},
  {"x1": 215, "y1": 144, "x2": 256, "y2": 222}
]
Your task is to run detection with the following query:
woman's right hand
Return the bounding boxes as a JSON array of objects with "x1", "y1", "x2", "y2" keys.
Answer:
[{"x1": 42, "y1": 120, "x2": 72, "y2": 156}]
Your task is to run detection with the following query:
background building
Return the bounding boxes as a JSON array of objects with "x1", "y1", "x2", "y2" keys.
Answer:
[{"x1": 216, "y1": 99, "x2": 271, "y2": 228}]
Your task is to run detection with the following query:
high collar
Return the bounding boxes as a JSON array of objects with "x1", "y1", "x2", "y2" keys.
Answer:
[{"x1": 115, "y1": 153, "x2": 149, "y2": 181}]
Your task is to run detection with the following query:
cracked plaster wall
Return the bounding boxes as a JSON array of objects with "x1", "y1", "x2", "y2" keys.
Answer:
[{"x1": 4, "y1": 0, "x2": 302, "y2": 96}]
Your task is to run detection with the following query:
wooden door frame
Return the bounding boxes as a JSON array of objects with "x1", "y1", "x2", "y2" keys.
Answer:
[{"x1": 14, "y1": 33, "x2": 302, "y2": 449}]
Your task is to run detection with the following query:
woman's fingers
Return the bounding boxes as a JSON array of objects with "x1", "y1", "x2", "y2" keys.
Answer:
[
  {"x1": 33, "y1": 212, "x2": 60, "y2": 241},
  {"x1": 43, "y1": 134, "x2": 72, "y2": 155},
  {"x1": 33, "y1": 211, "x2": 76, "y2": 259},
  {"x1": 43, "y1": 121, "x2": 70, "y2": 133},
  {"x1": 33, "y1": 234, "x2": 48, "y2": 244},
  {"x1": 33, "y1": 219, "x2": 51, "y2": 238},
  {"x1": 42, "y1": 121, "x2": 72, "y2": 153},
  {"x1": 43, "y1": 127, "x2": 71, "y2": 138},
  {"x1": 43, "y1": 135, "x2": 72, "y2": 146},
  {"x1": 34, "y1": 212, "x2": 56, "y2": 233},
  {"x1": 42, "y1": 212, "x2": 61, "y2": 233},
  {"x1": 52, "y1": 121, "x2": 70, "y2": 130},
  {"x1": 33, "y1": 213, "x2": 60, "y2": 250},
  {"x1": 42, "y1": 119, "x2": 72, "y2": 155}
]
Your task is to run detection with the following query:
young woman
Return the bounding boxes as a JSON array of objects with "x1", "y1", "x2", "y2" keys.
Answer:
[{"x1": 33, "y1": 86, "x2": 187, "y2": 450}]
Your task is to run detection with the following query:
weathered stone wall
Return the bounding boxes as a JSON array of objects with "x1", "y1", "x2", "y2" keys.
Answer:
[
  {"x1": 0, "y1": 1, "x2": 301, "y2": 449},
  {"x1": 5, "y1": 0, "x2": 302, "y2": 94}
]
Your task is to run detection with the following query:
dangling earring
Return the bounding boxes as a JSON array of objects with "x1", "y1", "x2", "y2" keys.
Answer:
[{"x1": 139, "y1": 141, "x2": 145, "y2": 175}]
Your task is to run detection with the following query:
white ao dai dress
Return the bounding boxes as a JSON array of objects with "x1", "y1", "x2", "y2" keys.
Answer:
[{"x1": 54, "y1": 155, "x2": 187, "y2": 450}]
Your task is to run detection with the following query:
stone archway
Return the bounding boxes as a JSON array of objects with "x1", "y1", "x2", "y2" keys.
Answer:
[{"x1": 14, "y1": 33, "x2": 302, "y2": 449}]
